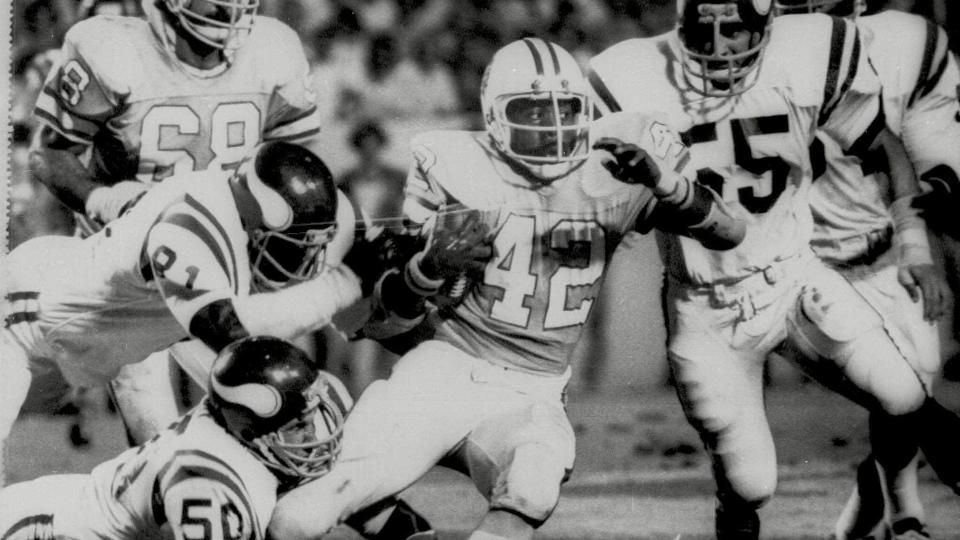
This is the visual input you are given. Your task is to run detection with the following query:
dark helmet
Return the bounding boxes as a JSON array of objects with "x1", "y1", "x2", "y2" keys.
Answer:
[
  {"x1": 208, "y1": 336, "x2": 351, "y2": 480},
  {"x1": 677, "y1": 0, "x2": 774, "y2": 97},
  {"x1": 230, "y1": 141, "x2": 340, "y2": 291}
]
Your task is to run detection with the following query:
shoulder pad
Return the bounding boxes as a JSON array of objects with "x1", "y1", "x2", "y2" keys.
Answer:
[
  {"x1": 63, "y1": 16, "x2": 146, "y2": 98},
  {"x1": 764, "y1": 14, "x2": 863, "y2": 107},
  {"x1": 588, "y1": 37, "x2": 672, "y2": 114},
  {"x1": 247, "y1": 17, "x2": 307, "y2": 79}
]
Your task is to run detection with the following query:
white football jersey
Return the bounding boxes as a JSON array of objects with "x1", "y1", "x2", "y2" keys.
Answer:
[
  {"x1": 809, "y1": 10, "x2": 960, "y2": 260},
  {"x1": 588, "y1": 14, "x2": 883, "y2": 284},
  {"x1": 0, "y1": 170, "x2": 253, "y2": 386},
  {"x1": 33, "y1": 8, "x2": 321, "y2": 234},
  {"x1": 401, "y1": 112, "x2": 685, "y2": 374},
  {"x1": 84, "y1": 403, "x2": 278, "y2": 539}
]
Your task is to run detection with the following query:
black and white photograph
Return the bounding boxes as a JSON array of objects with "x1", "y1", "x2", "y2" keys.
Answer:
[{"x1": 2, "y1": 0, "x2": 960, "y2": 538}]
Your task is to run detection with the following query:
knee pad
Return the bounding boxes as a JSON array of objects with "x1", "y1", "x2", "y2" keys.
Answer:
[{"x1": 491, "y1": 444, "x2": 567, "y2": 527}]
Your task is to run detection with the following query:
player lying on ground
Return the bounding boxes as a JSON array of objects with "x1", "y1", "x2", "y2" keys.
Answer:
[
  {"x1": 0, "y1": 336, "x2": 351, "y2": 540},
  {"x1": 268, "y1": 37, "x2": 746, "y2": 540}
]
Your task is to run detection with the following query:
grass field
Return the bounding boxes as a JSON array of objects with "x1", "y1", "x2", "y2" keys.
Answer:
[{"x1": 7, "y1": 382, "x2": 960, "y2": 539}]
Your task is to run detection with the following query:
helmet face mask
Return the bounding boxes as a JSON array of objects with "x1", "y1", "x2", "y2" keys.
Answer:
[
  {"x1": 208, "y1": 337, "x2": 350, "y2": 482},
  {"x1": 250, "y1": 225, "x2": 337, "y2": 291},
  {"x1": 481, "y1": 38, "x2": 591, "y2": 182},
  {"x1": 499, "y1": 95, "x2": 587, "y2": 162},
  {"x1": 162, "y1": 0, "x2": 259, "y2": 51},
  {"x1": 773, "y1": 0, "x2": 866, "y2": 17},
  {"x1": 248, "y1": 377, "x2": 345, "y2": 480},
  {"x1": 678, "y1": 0, "x2": 773, "y2": 97},
  {"x1": 229, "y1": 142, "x2": 340, "y2": 291}
]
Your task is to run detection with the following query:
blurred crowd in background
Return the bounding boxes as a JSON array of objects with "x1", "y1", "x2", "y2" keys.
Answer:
[{"x1": 8, "y1": 0, "x2": 960, "y2": 397}]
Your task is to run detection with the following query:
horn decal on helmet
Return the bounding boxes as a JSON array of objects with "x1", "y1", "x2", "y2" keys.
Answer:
[
  {"x1": 210, "y1": 378, "x2": 283, "y2": 418},
  {"x1": 236, "y1": 155, "x2": 293, "y2": 231}
]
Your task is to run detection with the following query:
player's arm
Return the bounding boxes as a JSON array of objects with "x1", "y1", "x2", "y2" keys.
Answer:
[
  {"x1": 876, "y1": 127, "x2": 946, "y2": 322},
  {"x1": 146, "y1": 209, "x2": 361, "y2": 352},
  {"x1": 30, "y1": 23, "x2": 147, "y2": 223},
  {"x1": 592, "y1": 136, "x2": 745, "y2": 250},
  {"x1": 813, "y1": 17, "x2": 945, "y2": 320},
  {"x1": 356, "y1": 156, "x2": 493, "y2": 343},
  {"x1": 904, "y1": 25, "x2": 960, "y2": 239}
]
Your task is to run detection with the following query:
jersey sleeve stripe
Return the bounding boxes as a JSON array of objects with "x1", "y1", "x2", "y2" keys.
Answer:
[
  {"x1": 1, "y1": 514, "x2": 55, "y2": 539},
  {"x1": 910, "y1": 20, "x2": 946, "y2": 106},
  {"x1": 33, "y1": 108, "x2": 96, "y2": 143},
  {"x1": 6, "y1": 291, "x2": 39, "y2": 301},
  {"x1": 586, "y1": 69, "x2": 623, "y2": 114},
  {"x1": 845, "y1": 106, "x2": 886, "y2": 158},
  {"x1": 820, "y1": 16, "x2": 847, "y2": 122},
  {"x1": 161, "y1": 212, "x2": 233, "y2": 289},
  {"x1": 267, "y1": 105, "x2": 319, "y2": 132},
  {"x1": 184, "y1": 195, "x2": 241, "y2": 295},
  {"x1": 819, "y1": 27, "x2": 862, "y2": 126},
  {"x1": 673, "y1": 149, "x2": 692, "y2": 174},
  {"x1": 263, "y1": 127, "x2": 321, "y2": 143}
]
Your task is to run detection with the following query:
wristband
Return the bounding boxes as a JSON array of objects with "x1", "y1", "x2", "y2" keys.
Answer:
[
  {"x1": 890, "y1": 195, "x2": 933, "y2": 266},
  {"x1": 403, "y1": 251, "x2": 445, "y2": 297}
]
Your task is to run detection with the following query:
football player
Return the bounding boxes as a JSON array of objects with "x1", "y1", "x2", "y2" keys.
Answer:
[
  {"x1": 29, "y1": 0, "x2": 323, "y2": 445},
  {"x1": 0, "y1": 141, "x2": 356, "y2": 478},
  {"x1": 0, "y1": 142, "x2": 436, "y2": 540},
  {"x1": 268, "y1": 38, "x2": 745, "y2": 540},
  {"x1": 587, "y1": 1, "x2": 960, "y2": 538},
  {"x1": 0, "y1": 336, "x2": 351, "y2": 540},
  {"x1": 775, "y1": 1, "x2": 960, "y2": 538}
]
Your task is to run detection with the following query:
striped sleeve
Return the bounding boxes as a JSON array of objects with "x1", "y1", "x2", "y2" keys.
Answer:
[
  {"x1": 816, "y1": 17, "x2": 884, "y2": 154},
  {"x1": 908, "y1": 21, "x2": 953, "y2": 107},
  {"x1": 33, "y1": 22, "x2": 122, "y2": 145},
  {"x1": 262, "y1": 23, "x2": 321, "y2": 145},
  {"x1": 156, "y1": 449, "x2": 263, "y2": 540},
  {"x1": 586, "y1": 67, "x2": 623, "y2": 119},
  {"x1": 144, "y1": 196, "x2": 238, "y2": 331}
]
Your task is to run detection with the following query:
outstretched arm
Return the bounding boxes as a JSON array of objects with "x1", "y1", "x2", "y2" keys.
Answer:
[{"x1": 593, "y1": 137, "x2": 746, "y2": 250}]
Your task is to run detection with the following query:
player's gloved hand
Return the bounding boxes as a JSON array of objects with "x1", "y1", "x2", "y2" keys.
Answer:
[
  {"x1": 419, "y1": 210, "x2": 493, "y2": 279},
  {"x1": 593, "y1": 137, "x2": 663, "y2": 189},
  {"x1": 85, "y1": 180, "x2": 150, "y2": 224},
  {"x1": 898, "y1": 263, "x2": 948, "y2": 322},
  {"x1": 342, "y1": 226, "x2": 420, "y2": 297},
  {"x1": 405, "y1": 210, "x2": 493, "y2": 296}
]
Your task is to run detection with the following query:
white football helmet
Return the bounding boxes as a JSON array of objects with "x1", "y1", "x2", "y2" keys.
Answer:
[
  {"x1": 773, "y1": 0, "x2": 866, "y2": 16},
  {"x1": 480, "y1": 38, "x2": 591, "y2": 182},
  {"x1": 161, "y1": 0, "x2": 259, "y2": 51},
  {"x1": 677, "y1": 0, "x2": 774, "y2": 97}
]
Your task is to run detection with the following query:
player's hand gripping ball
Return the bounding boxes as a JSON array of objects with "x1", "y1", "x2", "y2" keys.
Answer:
[{"x1": 421, "y1": 204, "x2": 495, "y2": 281}]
